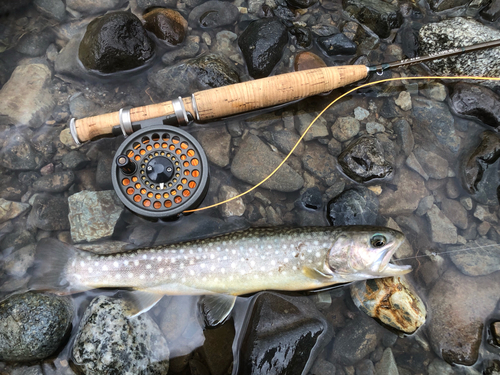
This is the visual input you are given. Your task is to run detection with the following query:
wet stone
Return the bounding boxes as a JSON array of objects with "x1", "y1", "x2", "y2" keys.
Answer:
[
  {"x1": 96, "y1": 153, "x2": 114, "y2": 190},
  {"x1": 418, "y1": 18, "x2": 500, "y2": 77},
  {"x1": 365, "y1": 122, "x2": 384, "y2": 135},
  {"x1": 0, "y1": 198, "x2": 30, "y2": 224},
  {"x1": 294, "y1": 51, "x2": 327, "y2": 71},
  {"x1": 317, "y1": 33, "x2": 357, "y2": 56},
  {"x1": 188, "y1": 1, "x2": 239, "y2": 29},
  {"x1": 342, "y1": 0, "x2": 402, "y2": 38},
  {"x1": 338, "y1": 136, "x2": 393, "y2": 183},
  {"x1": 0, "y1": 230, "x2": 35, "y2": 252},
  {"x1": 447, "y1": 237, "x2": 500, "y2": 276},
  {"x1": 302, "y1": 142, "x2": 338, "y2": 186},
  {"x1": 231, "y1": 134, "x2": 304, "y2": 192},
  {"x1": 286, "y1": 0, "x2": 318, "y2": 7},
  {"x1": 331, "y1": 116, "x2": 360, "y2": 142},
  {"x1": 481, "y1": 0, "x2": 500, "y2": 21},
  {"x1": 413, "y1": 147, "x2": 448, "y2": 180},
  {"x1": 78, "y1": 12, "x2": 155, "y2": 74},
  {"x1": 219, "y1": 185, "x2": 245, "y2": 217},
  {"x1": 68, "y1": 190, "x2": 123, "y2": 243},
  {"x1": 196, "y1": 125, "x2": 231, "y2": 168},
  {"x1": 32, "y1": 171, "x2": 75, "y2": 193},
  {"x1": 441, "y1": 198, "x2": 468, "y2": 230},
  {"x1": 460, "y1": 131, "x2": 500, "y2": 206},
  {"x1": 162, "y1": 35, "x2": 200, "y2": 65},
  {"x1": 299, "y1": 187, "x2": 323, "y2": 210},
  {"x1": 0, "y1": 64, "x2": 54, "y2": 128},
  {"x1": 61, "y1": 150, "x2": 91, "y2": 170},
  {"x1": 427, "y1": 267, "x2": 500, "y2": 365},
  {"x1": 239, "y1": 292, "x2": 332, "y2": 375},
  {"x1": 189, "y1": 53, "x2": 240, "y2": 90},
  {"x1": 427, "y1": 358, "x2": 457, "y2": 375},
  {"x1": 3, "y1": 244, "x2": 36, "y2": 278},
  {"x1": 310, "y1": 358, "x2": 336, "y2": 375},
  {"x1": 34, "y1": 0, "x2": 66, "y2": 21},
  {"x1": 198, "y1": 319, "x2": 235, "y2": 375},
  {"x1": 327, "y1": 187, "x2": 379, "y2": 226},
  {"x1": 72, "y1": 296, "x2": 169, "y2": 374},
  {"x1": 263, "y1": 129, "x2": 305, "y2": 157},
  {"x1": 0, "y1": 292, "x2": 72, "y2": 362},
  {"x1": 136, "y1": 0, "x2": 177, "y2": 9},
  {"x1": 426, "y1": 204, "x2": 458, "y2": 244},
  {"x1": 351, "y1": 276, "x2": 427, "y2": 335},
  {"x1": 295, "y1": 111, "x2": 329, "y2": 141},
  {"x1": 238, "y1": 18, "x2": 288, "y2": 79},
  {"x1": 66, "y1": 0, "x2": 122, "y2": 14},
  {"x1": 15, "y1": 29, "x2": 54, "y2": 57},
  {"x1": 449, "y1": 83, "x2": 500, "y2": 130},
  {"x1": 27, "y1": 194, "x2": 70, "y2": 231},
  {"x1": 445, "y1": 179, "x2": 460, "y2": 199},
  {"x1": 144, "y1": 8, "x2": 187, "y2": 46},
  {"x1": 393, "y1": 119, "x2": 414, "y2": 156},
  {"x1": 394, "y1": 91, "x2": 412, "y2": 111}
]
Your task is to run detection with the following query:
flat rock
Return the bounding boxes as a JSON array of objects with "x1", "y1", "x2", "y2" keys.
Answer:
[
  {"x1": 413, "y1": 147, "x2": 449, "y2": 180},
  {"x1": 27, "y1": 194, "x2": 70, "y2": 231},
  {"x1": 66, "y1": 0, "x2": 122, "y2": 14},
  {"x1": 143, "y1": 8, "x2": 187, "y2": 46},
  {"x1": 426, "y1": 204, "x2": 458, "y2": 244},
  {"x1": 195, "y1": 125, "x2": 231, "y2": 168},
  {"x1": 447, "y1": 237, "x2": 500, "y2": 276},
  {"x1": 393, "y1": 119, "x2": 414, "y2": 156},
  {"x1": 0, "y1": 64, "x2": 54, "y2": 128},
  {"x1": 68, "y1": 190, "x2": 123, "y2": 243},
  {"x1": 302, "y1": 142, "x2": 338, "y2": 186},
  {"x1": 32, "y1": 171, "x2": 75, "y2": 193},
  {"x1": 0, "y1": 198, "x2": 30, "y2": 224},
  {"x1": 188, "y1": 0, "x2": 239, "y2": 29},
  {"x1": 231, "y1": 135, "x2": 304, "y2": 192},
  {"x1": 72, "y1": 296, "x2": 169, "y2": 374},
  {"x1": 0, "y1": 292, "x2": 72, "y2": 362},
  {"x1": 263, "y1": 129, "x2": 304, "y2": 157},
  {"x1": 218, "y1": 185, "x2": 245, "y2": 217},
  {"x1": 342, "y1": 0, "x2": 402, "y2": 38},
  {"x1": 427, "y1": 267, "x2": 500, "y2": 365},
  {"x1": 379, "y1": 168, "x2": 428, "y2": 216},
  {"x1": 441, "y1": 198, "x2": 468, "y2": 230},
  {"x1": 295, "y1": 111, "x2": 329, "y2": 141}
]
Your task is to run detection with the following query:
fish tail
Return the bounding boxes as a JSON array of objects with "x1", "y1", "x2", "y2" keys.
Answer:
[{"x1": 29, "y1": 238, "x2": 77, "y2": 294}]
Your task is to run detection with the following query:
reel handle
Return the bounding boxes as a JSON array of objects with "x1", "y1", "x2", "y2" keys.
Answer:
[{"x1": 71, "y1": 65, "x2": 368, "y2": 144}]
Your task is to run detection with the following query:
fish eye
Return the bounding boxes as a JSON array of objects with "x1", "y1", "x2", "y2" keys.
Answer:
[{"x1": 370, "y1": 234, "x2": 387, "y2": 248}]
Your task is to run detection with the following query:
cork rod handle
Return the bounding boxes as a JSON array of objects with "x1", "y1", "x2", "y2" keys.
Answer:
[{"x1": 72, "y1": 65, "x2": 368, "y2": 143}]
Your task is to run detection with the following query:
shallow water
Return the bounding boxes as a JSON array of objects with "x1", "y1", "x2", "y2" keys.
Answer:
[{"x1": 0, "y1": 0, "x2": 500, "y2": 374}]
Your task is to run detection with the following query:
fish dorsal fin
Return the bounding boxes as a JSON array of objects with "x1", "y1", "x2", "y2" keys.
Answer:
[
  {"x1": 199, "y1": 294, "x2": 237, "y2": 327},
  {"x1": 118, "y1": 290, "x2": 164, "y2": 318},
  {"x1": 302, "y1": 266, "x2": 333, "y2": 280}
]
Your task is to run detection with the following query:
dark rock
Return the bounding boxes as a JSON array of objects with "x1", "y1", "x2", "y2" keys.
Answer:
[
  {"x1": 2, "y1": 244, "x2": 36, "y2": 278},
  {"x1": 239, "y1": 292, "x2": 332, "y2": 375},
  {"x1": 413, "y1": 147, "x2": 448, "y2": 180},
  {"x1": 0, "y1": 230, "x2": 35, "y2": 252},
  {"x1": 449, "y1": 83, "x2": 500, "y2": 130},
  {"x1": 195, "y1": 125, "x2": 231, "y2": 168},
  {"x1": 356, "y1": 359, "x2": 375, "y2": 375},
  {"x1": 61, "y1": 150, "x2": 91, "y2": 170},
  {"x1": 484, "y1": 360, "x2": 500, "y2": 375},
  {"x1": 143, "y1": 8, "x2": 188, "y2": 46},
  {"x1": 32, "y1": 171, "x2": 75, "y2": 193},
  {"x1": 137, "y1": 0, "x2": 176, "y2": 9},
  {"x1": 0, "y1": 174, "x2": 26, "y2": 201},
  {"x1": 481, "y1": 0, "x2": 500, "y2": 21},
  {"x1": 412, "y1": 96, "x2": 460, "y2": 153},
  {"x1": 0, "y1": 292, "x2": 72, "y2": 362},
  {"x1": 72, "y1": 296, "x2": 169, "y2": 374},
  {"x1": 263, "y1": 129, "x2": 304, "y2": 156},
  {"x1": 317, "y1": 33, "x2": 357, "y2": 56},
  {"x1": 188, "y1": 53, "x2": 240, "y2": 89},
  {"x1": 302, "y1": 142, "x2": 338, "y2": 186},
  {"x1": 427, "y1": 267, "x2": 500, "y2": 365},
  {"x1": 238, "y1": 18, "x2": 288, "y2": 78},
  {"x1": 338, "y1": 136, "x2": 393, "y2": 183},
  {"x1": 327, "y1": 186, "x2": 379, "y2": 226},
  {"x1": 289, "y1": 27, "x2": 313, "y2": 48},
  {"x1": 310, "y1": 358, "x2": 336, "y2": 375},
  {"x1": 79, "y1": 12, "x2": 155, "y2": 74},
  {"x1": 27, "y1": 194, "x2": 70, "y2": 231},
  {"x1": 148, "y1": 63, "x2": 192, "y2": 98},
  {"x1": 299, "y1": 187, "x2": 323, "y2": 210},
  {"x1": 198, "y1": 320, "x2": 235, "y2": 375},
  {"x1": 426, "y1": 204, "x2": 458, "y2": 244},
  {"x1": 188, "y1": 1, "x2": 239, "y2": 29},
  {"x1": 392, "y1": 118, "x2": 414, "y2": 156},
  {"x1": 426, "y1": 0, "x2": 469, "y2": 11},
  {"x1": 331, "y1": 313, "x2": 384, "y2": 365},
  {"x1": 460, "y1": 131, "x2": 500, "y2": 206},
  {"x1": 1, "y1": 131, "x2": 44, "y2": 171},
  {"x1": 342, "y1": 0, "x2": 402, "y2": 38},
  {"x1": 0, "y1": 0, "x2": 33, "y2": 14},
  {"x1": 286, "y1": 0, "x2": 318, "y2": 7},
  {"x1": 269, "y1": 4, "x2": 296, "y2": 24},
  {"x1": 161, "y1": 35, "x2": 200, "y2": 65},
  {"x1": 66, "y1": 0, "x2": 122, "y2": 14},
  {"x1": 418, "y1": 18, "x2": 500, "y2": 77},
  {"x1": 15, "y1": 29, "x2": 55, "y2": 57},
  {"x1": 19, "y1": 171, "x2": 41, "y2": 187},
  {"x1": 231, "y1": 134, "x2": 304, "y2": 192},
  {"x1": 96, "y1": 153, "x2": 114, "y2": 190}
]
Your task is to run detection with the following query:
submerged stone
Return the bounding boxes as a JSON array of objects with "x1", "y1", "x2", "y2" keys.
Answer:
[
  {"x1": 79, "y1": 12, "x2": 155, "y2": 74},
  {"x1": 143, "y1": 8, "x2": 188, "y2": 46},
  {"x1": 317, "y1": 33, "x2": 357, "y2": 56},
  {"x1": 294, "y1": 51, "x2": 327, "y2": 71},
  {"x1": 342, "y1": 0, "x2": 402, "y2": 38},
  {"x1": 188, "y1": 53, "x2": 240, "y2": 89},
  {"x1": 238, "y1": 18, "x2": 288, "y2": 78},
  {"x1": 66, "y1": 0, "x2": 122, "y2": 15},
  {"x1": 327, "y1": 187, "x2": 379, "y2": 226},
  {"x1": 188, "y1": 1, "x2": 239, "y2": 29},
  {"x1": 27, "y1": 194, "x2": 70, "y2": 231},
  {"x1": 285, "y1": 0, "x2": 318, "y2": 7},
  {"x1": 447, "y1": 237, "x2": 500, "y2": 276},
  {"x1": 351, "y1": 276, "x2": 427, "y2": 334},
  {"x1": 0, "y1": 198, "x2": 30, "y2": 224}
]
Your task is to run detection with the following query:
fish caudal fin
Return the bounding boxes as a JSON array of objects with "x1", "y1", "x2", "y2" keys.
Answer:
[{"x1": 29, "y1": 238, "x2": 76, "y2": 294}]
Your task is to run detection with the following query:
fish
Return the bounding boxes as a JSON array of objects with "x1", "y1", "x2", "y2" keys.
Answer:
[{"x1": 31, "y1": 226, "x2": 411, "y2": 321}]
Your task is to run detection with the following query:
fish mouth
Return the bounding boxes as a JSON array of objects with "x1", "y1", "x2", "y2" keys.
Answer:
[{"x1": 376, "y1": 241, "x2": 412, "y2": 275}]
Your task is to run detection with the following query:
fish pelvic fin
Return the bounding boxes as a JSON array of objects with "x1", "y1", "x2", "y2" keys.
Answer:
[
  {"x1": 117, "y1": 290, "x2": 164, "y2": 318},
  {"x1": 199, "y1": 294, "x2": 237, "y2": 328},
  {"x1": 28, "y1": 238, "x2": 78, "y2": 294},
  {"x1": 302, "y1": 266, "x2": 333, "y2": 281}
]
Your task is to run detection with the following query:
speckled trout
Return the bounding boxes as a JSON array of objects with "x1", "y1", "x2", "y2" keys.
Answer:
[{"x1": 33, "y1": 226, "x2": 411, "y2": 299}]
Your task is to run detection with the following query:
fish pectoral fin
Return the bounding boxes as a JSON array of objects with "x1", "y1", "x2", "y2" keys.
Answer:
[
  {"x1": 302, "y1": 266, "x2": 333, "y2": 281},
  {"x1": 117, "y1": 290, "x2": 164, "y2": 318},
  {"x1": 199, "y1": 294, "x2": 237, "y2": 328}
]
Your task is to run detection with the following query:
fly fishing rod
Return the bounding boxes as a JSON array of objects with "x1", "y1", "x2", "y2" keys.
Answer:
[{"x1": 69, "y1": 38, "x2": 500, "y2": 146}]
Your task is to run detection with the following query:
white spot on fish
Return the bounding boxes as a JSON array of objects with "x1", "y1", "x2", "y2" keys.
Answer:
[
  {"x1": 128, "y1": 272, "x2": 133, "y2": 278},
  {"x1": 189, "y1": 250, "x2": 193, "y2": 254},
  {"x1": 315, "y1": 252, "x2": 321, "y2": 258},
  {"x1": 146, "y1": 264, "x2": 152, "y2": 269},
  {"x1": 202, "y1": 277, "x2": 207, "y2": 282},
  {"x1": 113, "y1": 261, "x2": 119, "y2": 268},
  {"x1": 134, "y1": 260, "x2": 139, "y2": 266},
  {"x1": 211, "y1": 266, "x2": 216, "y2": 271},
  {"x1": 190, "y1": 270, "x2": 195, "y2": 276},
  {"x1": 200, "y1": 263, "x2": 206, "y2": 268},
  {"x1": 292, "y1": 266, "x2": 297, "y2": 271},
  {"x1": 140, "y1": 274, "x2": 145, "y2": 279},
  {"x1": 271, "y1": 260, "x2": 276, "y2": 266},
  {"x1": 180, "y1": 263, "x2": 185, "y2": 269},
  {"x1": 180, "y1": 249, "x2": 184, "y2": 253},
  {"x1": 182, "y1": 277, "x2": 186, "y2": 283},
  {"x1": 284, "y1": 258, "x2": 289, "y2": 263},
  {"x1": 210, "y1": 254, "x2": 215, "y2": 260},
  {"x1": 172, "y1": 273, "x2": 177, "y2": 278},
  {"x1": 232, "y1": 250, "x2": 236, "y2": 255},
  {"x1": 102, "y1": 265, "x2": 108, "y2": 271},
  {"x1": 158, "y1": 256, "x2": 162, "y2": 262},
  {"x1": 88, "y1": 267, "x2": 93, "y2": 273},
  {"x1": 80, "y1": 261, "x2": 85, "y2": 266},
  {"x1": 231, "y1": 262, "x2": 236, "y2": 269},
  {"x1": 142, "y1": 254, "x2": 148, "y2": 260},
  {"x1": 250, "y1": 261, "x2": 255, "y2": 267},
  {"x1": 221, "y1": 268, "x2": 226, "y2": 274},
  {"x1": 149, "y1": 273, "x2": 154, "y2": 278},
  {"x1": 159, "y1": 268, "x2": 164, "y2": 274},
  {"x1": 87, "y1": 256, "x2": 92, "y2": 261},
  {"x1": 314, "y1": 240, "x2": 319, "y2": 245}
]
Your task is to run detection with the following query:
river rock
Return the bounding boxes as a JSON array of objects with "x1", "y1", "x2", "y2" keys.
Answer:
[
  {"x1": 0, "y1": 292, "x2": 72, "y2": 362},
  {"x1": 61, "y1": 150, "x2": 91, "y2": 170},
  {"x1": 68, "y1": 190, "x2": 123, "y2": 243},
  {"x1": 450, "y1": 83, "x2": 500, "y2": 130},
  {"x1": 481, "y1": 0, "x2": 500, "y2": 21},
  {"x1": 72, "y1": 296, "x2": 169, "y2": 374},
  {"x1": 188, "y1": 1, "x2": 239, "y2": 29},
  {"x1": 427, "y1": 267, "x2": 500, "y2": 365},
  {"x1": 219, "y1": 185, "x2": 245, "y2": 217},
  {"x1": 137, "y1": 0, "x2": 176, "y2": 9},
  {"x1": 27, "y1": 194, "x2": 70, "y2": 231},
  {"x1": 317, "y1": 33, "x2": 357, "y2": 56},
  {"x1": 426, "y1": 204, "x2": 458, "y2": 244},
  {"x1": 460, "y1": 131, "x2": 500, "y2": 206},
  {"x1": 161, "y1": 35, "x2": 200, "y2": 65},
  {"x1": 238, "y1": 18, "x2": 288, "y2": 78},
  {"x1": 0, "y1": 198, "x2": 30, "y2": 224},
  {"x1": 379, "y1": 168, "x2": 428, "y2": 216},
  {"x1": 79, "y1": 12, "x2": 155, "y2": 74},
  {"x1": 413, "y1": 147, "x2": 449, "y2": 180},
  {"x1": 0, "y1": 0, "x2": 33, "y2": 14},
  {"x1": 188, "y1": 53, "x2": 240, "y2": 90},
  {"x1": 32, "y1": 171, "x2": 75, "y2": 193},
  {"x1": 231, "y1": 135, "x2": 304, "y2": 192},
  {"x1": 295, "y1": 111, "x2": 329, "y2": 141},
  {"x1": 15, "y1": 29, "x2": 55, "y2": 57},
  {"x1": 418, "y1": 18, "x2": 500, "y2": 77},
  {"x1": 144, "y1": 8, "x2": 187, "y2": 46},
  {"x1": 393, "y1": 119, "x2": 414, "y2": 156},
  {"x1": 262, "y1": 129, "x2": 305, "y2": 157},
  {"x1": 66, "y1": 0, "x2": 122, "y2": 15},
  {"x1": 351, "y1": 276, "x2": 426, "y2": 334},
  {"x1": 239, "y1": 292, "x2": 332, "y2": 375},
  {"x1": 294, "y1": 51, "x2": 327, "y2": 71},
  {"x1": 342, "y1": 0, "x2": 402, "y2": 38},
  {"x1": 302, "y1": 142, "x2": 338, "y2": 186},
  {"x1": 2, "y1": 244, "x2": 36, "y2": 278},
  {"x1": 0, "y1": 64, "x2": 54, "y2": 128},
  {"x1": 447, "y1": 237, "x2": 500, "y2": 276},
  {"x1": 441, "y1": 198, "x2": 468, "y2": 230},
  {"x1": 286, "y1": 0, "x2": 318, "y2": 7},
  {"x1": 34, "y1": 0, "x2": 66, "y2": 21},
  {"x1": 338, "y1": 136, "x2": 393, "y2": 183},
  {"x1": 327, "y1": 187, "x2": 379, "y2": 226},
  {"x1": 331, "y1": 116, "x2": 360, "y2": 142},
  {"x1": 195, "y1": 125, "x2": 231, "y2": 167}
]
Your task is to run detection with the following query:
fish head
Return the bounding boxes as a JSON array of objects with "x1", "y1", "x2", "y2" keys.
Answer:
[{"x1": 327, "y1": 226, "x2": 412, "y2": 280}]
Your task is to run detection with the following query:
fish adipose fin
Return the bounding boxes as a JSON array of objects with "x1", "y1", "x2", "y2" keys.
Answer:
[
  {"x1": 29, "y1": 238, "x2": 79, "y2": 294},
  {"x1": 302, "y1": 266, "x2": 333, "y2": 281},
  {"x1": 117, "y1": 290, "x2": 164, "y2": 317},
  {"x1": 199, "y1": 294, "x2": 237, "y2": 327}
]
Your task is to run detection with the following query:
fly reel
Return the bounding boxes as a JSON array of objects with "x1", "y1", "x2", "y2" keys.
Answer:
[{"x1": 112, "y1": 125, "x2": 209, "y2": 218}]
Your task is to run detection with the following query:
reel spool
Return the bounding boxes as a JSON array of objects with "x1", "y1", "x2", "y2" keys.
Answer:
[{"x1": 112, "y1": 125, "x2": 209, "y2": 218}]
